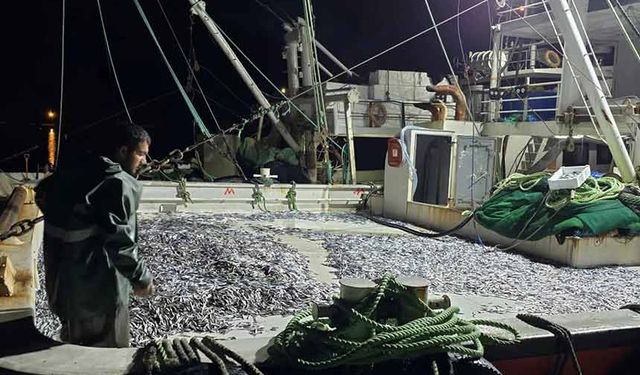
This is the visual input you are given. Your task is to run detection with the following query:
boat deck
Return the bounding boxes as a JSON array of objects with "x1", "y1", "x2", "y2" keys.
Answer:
[{"x1": 30, "y1": 211, "x2": 640, "y2": 347}]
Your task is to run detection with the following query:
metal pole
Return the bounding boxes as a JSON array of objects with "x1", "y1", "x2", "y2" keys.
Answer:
[
  {"x1": 284, "y1": 28, "x2": 300, "y2": 94},
  {"x1": 489, "y1": 25, "x2": 502, "y2": 122},
  {"x1": 548, "y1": 0, "x2": 636, "y2": 182},
  {"x1": 318, "y1": 62, "x2": 334, "y2": 77},
  {"x1": 315, "y1": 40, "x2": 356, "y2": 77},
  {"x1": 344, "y1": 100, "x2": 357, "y2": 184},
  {"x1": 298, "y1": 18, "x2": 314, "y2": 88},
  {"x1": 189, "y1": 0, "x2": 300, "y2": 152}
]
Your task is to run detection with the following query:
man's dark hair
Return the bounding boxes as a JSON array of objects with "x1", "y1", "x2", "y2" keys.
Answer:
[{"x1": 97, "y1": 122, "x2": 151, "y2": 156}]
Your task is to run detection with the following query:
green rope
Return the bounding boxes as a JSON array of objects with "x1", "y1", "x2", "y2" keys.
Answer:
[
  {"x1": 285, "y1": 184, "x2": 297, "y2": 211},
  {"x1": 341, "y1": 145, "x2": 351, "y2": 185},
  {"x1": 269, "y1": 274, "x2": 519, "y2": 370},
  {"x1": 176, "y1": 177, "x2": 192, "y2": 205},
  {"x1": 132, "y1": 0, "x2": 211, "y2": 138},
  {"x1": 194, "y1": 150, "x2": 216, "y2": 182},
  {"x1": 495, "y1": 173, "x2": 627, "y2": 207},
  {"x1": 494, "y1": 172, "x2": 549, "y2": 194},
  {"x1": 326, "y1": 160, "x2": 333, "y2": 184},
  {"x1": 252, "y1": 186, "x2": 268, "y2": 212},
  {"x1": 545, "y1": 176, "x2": 626, "y2": 208}
]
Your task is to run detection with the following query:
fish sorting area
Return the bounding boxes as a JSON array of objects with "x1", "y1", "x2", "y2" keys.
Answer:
[{"x1": 35, "y1": 211, "x2": 640, "y2": 347}]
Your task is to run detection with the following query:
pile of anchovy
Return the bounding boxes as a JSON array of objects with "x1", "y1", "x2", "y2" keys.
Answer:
[
  {"x1": 35, "y1": 211, "x2": 640, "y2": 348},
  {"x1": 34, "y1": 212, "x2": 336, "y2": 346}
]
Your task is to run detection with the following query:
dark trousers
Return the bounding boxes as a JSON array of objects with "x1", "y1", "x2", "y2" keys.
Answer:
[{"x1": 59, "y1": 306, "x2": 130, "y2": 348}]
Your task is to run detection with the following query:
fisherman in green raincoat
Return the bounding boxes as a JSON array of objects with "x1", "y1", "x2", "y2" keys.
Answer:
[{"x1": 35, "y1": 122, "x2": 154, "y2": 348}]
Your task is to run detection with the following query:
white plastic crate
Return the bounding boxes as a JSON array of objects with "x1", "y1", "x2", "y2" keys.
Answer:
[{"x1": 548, "y1": 165, "x2": 591, "y2": 190}]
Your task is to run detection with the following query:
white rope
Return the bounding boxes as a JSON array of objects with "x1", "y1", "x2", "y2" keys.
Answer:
[
  {"x1": 97, "y1": 0, "x2": 133, "y2": 123},
  {"x1": 55, "y1": 0, "x2": 66, "y2": 166}
]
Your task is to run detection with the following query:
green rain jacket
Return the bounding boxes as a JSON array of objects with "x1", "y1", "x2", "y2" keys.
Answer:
[{"x1": 35, "y1": 156, "x2": 152, "y2": 319}]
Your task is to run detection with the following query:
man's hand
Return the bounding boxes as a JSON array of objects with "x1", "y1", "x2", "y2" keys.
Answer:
[{"x1": 134, "y1": 282, "x2": 155, "y2": 297}]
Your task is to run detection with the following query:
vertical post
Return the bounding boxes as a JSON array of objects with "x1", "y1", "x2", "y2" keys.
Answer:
[
  {"x1": 284, "y1": 26, "x2": 300, "y2": 95},
  {"x1": 632, "y1": 125, "x2": 640, "y2": 167},
  {"x1": 302, "y1": 0, "x2": 330, "y2": 183},
  {"x1": 344, "y1": 100, "x2": 357, "y2": 184},
  {"x1": 256, "y1": 115, "x2": 265, "y2": 141},
  {"x1": 489, "y1": 25, "x2": 502, "y2": 122},
  {"x1": 523, "y1": 44, "x2": 537, "y2": 120},
  {"x1": 299, "y1": 18, "x2": 313, "y2": 88},
  {"x1": 556, "y1": 0, "x2": 589, "y2": 113},
  {"x1": 548, "y1": 0, "x2": 636, "y2": 182}
]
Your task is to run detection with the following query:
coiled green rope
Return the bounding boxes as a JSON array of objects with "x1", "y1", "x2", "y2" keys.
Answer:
[{"x1": 269, "y1": 274, "x2": 519, "y2": 370}]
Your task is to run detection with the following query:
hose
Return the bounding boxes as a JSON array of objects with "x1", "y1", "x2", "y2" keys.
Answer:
[
  {"x1": 361, "y1": 212, "x2": 474, "y2": 238},
  {"x1": 517, "y1": 314, "x2": 582, "y2": 375}
]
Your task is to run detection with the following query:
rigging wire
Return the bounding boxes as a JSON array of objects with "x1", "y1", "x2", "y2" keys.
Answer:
[
  {"x1": 539, "y1": 1, "x2": 605, "y2": 142},
  {"x1": 454, "y1": 0, "x2": 485, "y2": 244},
  {"x1": 155, "y1": 0, "x2": 220, "y2": 130},
  {"x1": 487, "y1": 1, "x2": 494, "y2": 50},
  {"x1": 252, "y1": 0, "x2": 287, "y2": 24},
  {"x1": 155, "y1": 0, "x2": 247, "y2": 180},
  {"x1": 55, "y1": 0, "x2": 66, "y2": 167},
  {"x1": 132, "y1": 0, "x2": 211, "y2": 137},
  {"x1": 605, "y1": 0, "x2": 640, "y2": 63},
  {"x1": 423, "y1": 0, "x2": 481, "y2": 133},
  {"x1": 212, "y1": 23, "x2": 345, "y2": 152},
  {"x1": 0, "y1": 90, "x2": 178, "y2": 166},
  {"x1": 287, "y1": 0, "x2": 491, "y2": 104},
  {"x1": 568, "y1": 0, "x2": 612, "y2": 97},
  {"x1": 201, "y1": 94, "x2": 243, "y2": 118},
  {"x1": 111, "y1": 0, "x2": 491, "y2": 172},
  {"x1": 614, "y1": 0, "x2": 640, "y2": 39},
  {"x1": 96, "y1": 0, "x2": 133, "y2": 123},
  {"x1": 198, "y1": 65, "x2": 252, "y2": 109}
]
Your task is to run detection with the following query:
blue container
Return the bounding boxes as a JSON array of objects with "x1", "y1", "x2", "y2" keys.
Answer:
[{"x1": 501, "y1": 90, "x2": 557, "y2": 121}]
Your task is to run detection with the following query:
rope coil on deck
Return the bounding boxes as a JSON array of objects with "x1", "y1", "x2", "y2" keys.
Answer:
[{"x1": 268, "y1": 274, "x2": 519, "y2": 370}]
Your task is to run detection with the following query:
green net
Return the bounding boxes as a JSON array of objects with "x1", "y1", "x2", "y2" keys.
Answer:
[{"x1": 475, "y1": 175, "x2": 640, "y2": 241}]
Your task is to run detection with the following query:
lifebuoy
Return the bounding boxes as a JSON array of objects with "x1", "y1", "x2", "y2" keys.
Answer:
[
  {"x1": 368, "y1": 102, "x2": 387, "y2": 127},
  {"x1": 541, "y1": 49, "x2": 561, "y2": 68}
]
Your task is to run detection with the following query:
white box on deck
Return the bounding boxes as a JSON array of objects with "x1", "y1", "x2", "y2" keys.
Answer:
[{"x1": 548, "y1": 165, "x2": 591, "y2": 190}]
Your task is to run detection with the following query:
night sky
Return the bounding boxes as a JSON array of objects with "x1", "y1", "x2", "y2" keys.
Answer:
[{"x1": 0, "y1": 0, "x2": 492, "y2": 170}]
